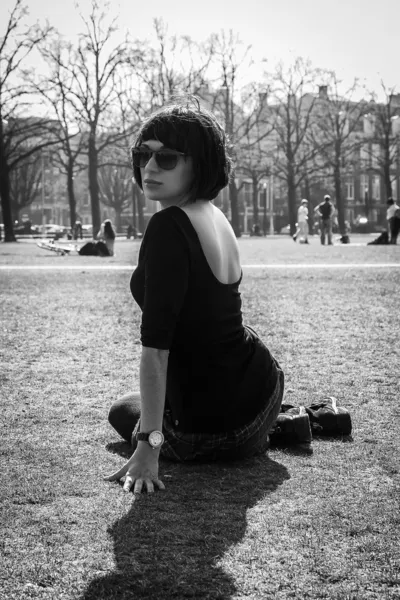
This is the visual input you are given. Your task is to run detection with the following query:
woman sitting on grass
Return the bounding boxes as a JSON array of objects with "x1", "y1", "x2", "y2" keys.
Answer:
[
  {"x1": 105, "y1": 97, "x2": 285, "y2": 495},
  {"x1": 96, "y1": 219, "x2": 116, "y2": 256}
]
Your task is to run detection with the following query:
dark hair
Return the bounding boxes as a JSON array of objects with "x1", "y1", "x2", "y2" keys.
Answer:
[
  {"x1": 131, "y1": 97, "x2": 232, "y2": 202},
  {"x1": 103, "y1": 219, "x2": 115, "y2": 240},
  {"x1": 387, "y1": 197, "x2": 394, "y2": 205}
]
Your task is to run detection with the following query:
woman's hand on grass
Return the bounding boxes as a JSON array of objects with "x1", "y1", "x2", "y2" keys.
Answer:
[{"x1": 104, "y1": 444, "x2": 165, "y2": 495}]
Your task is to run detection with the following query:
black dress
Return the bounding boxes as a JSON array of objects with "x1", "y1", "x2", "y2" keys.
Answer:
[{"x1": 130, "y1": 206, "x2": 278, "y2": 434}]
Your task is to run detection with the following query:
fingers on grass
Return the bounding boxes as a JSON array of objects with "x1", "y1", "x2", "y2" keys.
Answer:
[
  {"x1": 133, "y1": 478, "x2": 144, "y2": 494},
  {"x1": 123, "y1": 476, "x2": 134, "y2": 492},
  {"x1": 145, "y1": 480, "x2": 155, "y2": 494},
  {"x1": 155, "y1": 479, "x2": 166, "y2": 491}
]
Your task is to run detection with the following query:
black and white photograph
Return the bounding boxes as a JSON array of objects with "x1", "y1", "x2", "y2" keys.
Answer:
[{"x1": 1, "y1": 0, "x2": 399, "y2": 598}]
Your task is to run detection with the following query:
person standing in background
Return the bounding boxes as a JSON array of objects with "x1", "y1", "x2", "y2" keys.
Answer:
[
  {"x1": 386, "y1": 197, "x2": 400, "y2": 244},
  {"x1": 293, "y1": 199, "x2": 309, "y2": 244},
  {"x1": 314, "y1": 195, "x2": 335, "y2": 245},
  {"x1": 73, "y1": 220, "x2": 83, "y2": 240}
]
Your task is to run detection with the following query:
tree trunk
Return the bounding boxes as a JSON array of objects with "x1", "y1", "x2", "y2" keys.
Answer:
[
  {"x1": 114, "y1": 208, "x2": 122, "y2": 232},
  {"x1": 229, "y1": 180, "x2": 241, "y2": 237},
  {"x1": 334, "y1": 165, "x2": 346, "y2": 235},
  {"x1": 304, "y1": 176, "x2": 313, "y2": 235},
  {"x1": 67, "y1": 163, "x2": 77, "y2": 229},
  {"x1": 88, "y1": 134, "x2": 101, "y2": 237},
  {"x1": 251, "y1": 176, "x2": 259, "y2": 227},
  {"x1": 136, "y1": 187, "x2": 145, "y2": 233},
  {"x1": 131, "y1": 184, "x2": 136, "y2": 230},
  {"x1": 0, "y1": 144, "x2": 16, "y2": 242},
  {"x1": 287, "y1": 169, "x2": 297, "y2": 236},
  {"x1": 383, "y1": 158, "x2": 392, "y2": 201}
]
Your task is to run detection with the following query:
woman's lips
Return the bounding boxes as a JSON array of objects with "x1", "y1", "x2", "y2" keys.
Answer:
[{"x1": 144, "y1": 179, "x2": 162, "y2": 185}]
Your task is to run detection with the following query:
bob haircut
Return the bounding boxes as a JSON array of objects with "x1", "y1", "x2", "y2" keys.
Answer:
[{"x1": 131, "y1": 97, "x2": 232, "y2": 202}]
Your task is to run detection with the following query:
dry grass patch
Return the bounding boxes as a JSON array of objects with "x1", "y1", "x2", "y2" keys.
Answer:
[{"x1": 0, "y1": 239, "x2": 399, "y2": 599}]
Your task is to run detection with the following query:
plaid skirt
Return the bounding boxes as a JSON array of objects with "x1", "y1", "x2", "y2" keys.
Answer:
[{"x1": 132, "y1": 360, "x2": 284, "y2": 462}]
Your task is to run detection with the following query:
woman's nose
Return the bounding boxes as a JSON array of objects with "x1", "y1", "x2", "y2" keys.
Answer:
[{"x1": 145, "y1": 153, "x2": 159, "y2": 171}]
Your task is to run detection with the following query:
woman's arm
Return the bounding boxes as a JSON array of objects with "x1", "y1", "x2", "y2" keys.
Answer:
[
  {"x1": 139, "y1": 346, "x2": 169, "y2": 433},
  {"x1": 104, "y1": 346, "x2": 169, "y2": 495}
]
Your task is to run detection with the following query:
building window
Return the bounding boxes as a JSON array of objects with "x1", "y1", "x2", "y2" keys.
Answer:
[
  {"x1": 359, "y1": 174, "x2": 368, "y2": 199},
  {"x1": 345, "y1": 177, "x2": 354, "y2": 200},
  {"x1": 258, "y1": 184, "x2": 268, "y2": 209},
  {"x1": 242, "y1": 181, "x2": 252, "y2": 207},
  {"x1": 360, "y1": 144, "x2": 370, "y2": 165},
  {"x1": 373, "y1": 175, "x2": 380, "y2": 200},
  {"x1": 371, "y1": 144, "x2": 380, "y2": 168}
]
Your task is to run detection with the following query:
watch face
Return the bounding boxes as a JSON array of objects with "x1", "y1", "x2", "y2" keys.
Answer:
[{"x1": 148, "y1": 431, "x2": 164, "y2": 447}]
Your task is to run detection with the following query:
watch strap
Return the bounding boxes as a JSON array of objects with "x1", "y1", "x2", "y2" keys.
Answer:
[
  {"x1": 136, "y1": 432, "x2": 151, "y2": 442},
  {"x1": 135, "y1": 430, "x2": 164, "y2": 448}
]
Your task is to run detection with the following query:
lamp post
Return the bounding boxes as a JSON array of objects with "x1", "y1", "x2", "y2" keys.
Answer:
[
  {"x1": 262, "y1": 182, "x2": 267, "y2": 235},
  {"x1": 364, "y1": 184, "x2": 369, "y2": 219},
  {"x1": 132, "y1": 179, "x2": 137, "y2": 231},
  {"x1": 41, "y1": 151, "x2": 46, "y2": 237},
  {"x1": 269, "y1": 174, "x2": 274, "y2": 234}
]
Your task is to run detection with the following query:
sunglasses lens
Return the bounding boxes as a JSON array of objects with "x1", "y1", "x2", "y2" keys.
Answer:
[
  {"x1": 132, "y1": 149, "x2": 181, "y2": 170},
  {"x1": 132, "y1": 150, "x2": 151, "y2": 168},
  {"x1": 155, "y1": 153, "x2": 179, "y2": 170}
]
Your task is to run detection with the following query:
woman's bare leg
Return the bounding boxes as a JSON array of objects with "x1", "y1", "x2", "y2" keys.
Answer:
[{"x1": 108, "y1": 392, "x2": 141, "y2": 443}]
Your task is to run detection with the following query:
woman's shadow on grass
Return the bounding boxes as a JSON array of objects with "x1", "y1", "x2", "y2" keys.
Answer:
[{"x1": 82, "y1": 442, "x2": 290, "y2": 600}]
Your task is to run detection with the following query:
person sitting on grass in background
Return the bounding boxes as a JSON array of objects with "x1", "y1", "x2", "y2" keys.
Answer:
[
  {"x1": 96, "y1": 219, "x2": 116, "y2": 256},
  {"x1": 104, "y1": 97, "x2": 285, "y2": 496},
  {"x1": 386, "y1": 197, "x2": 400, "y2": 244},
  {"x1": 293, "y1": 199, "x2": 309, "y2": 244}
]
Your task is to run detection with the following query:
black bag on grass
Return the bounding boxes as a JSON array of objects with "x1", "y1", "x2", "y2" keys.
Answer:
[
  {"x1": 367, "y1": 231, "x2": 389, "y2": 245},
  {"x1": 78, "y1": 241, "x2": 110, "y2": 256}
]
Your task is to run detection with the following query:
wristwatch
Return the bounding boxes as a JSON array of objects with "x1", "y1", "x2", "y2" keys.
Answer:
[{"x1": 135, "y1": 430, "x2": 164, "y2": 449}]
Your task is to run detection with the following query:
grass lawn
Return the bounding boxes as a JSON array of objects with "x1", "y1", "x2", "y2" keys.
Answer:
[{"x1": 0, "y1": 236, "x2": 399, "y2": 600}]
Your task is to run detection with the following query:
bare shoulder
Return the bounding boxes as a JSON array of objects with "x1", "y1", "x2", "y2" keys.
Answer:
[
  {"x1": 181, "y1": 201, "x2": 241, "y2": 283},
  {"x1": 183, "y1": 202, "x2": 237, "y2": 242}
]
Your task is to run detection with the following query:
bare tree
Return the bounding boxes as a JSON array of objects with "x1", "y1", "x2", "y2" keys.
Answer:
[
  {"x1": 44, "y1": 0, "x2": 141, "y2": 236},
  {"x1": 312, "y1": 74, "x2": 366, "y2": 234},
  {"x1": 0, "y1": 0, "x2": 52, "y2": 241},
  {"x1": 366, "y1": 82, "x2": 400, "y2": 202},
  {"x1": 132, "y1": 19, "x2": 215, "y2": 113},
  {"x1": 202, "y1": 31, "x2": 273, "y2": 236},
  {"x1": 236, "y1": 87, "x2": 275, "y2": 232},
  {"x1": 266, "y1": 58, "x2": 323, "y2": 235},
  {"x1": 9, "y1": 151, "x2": 41, "y2": 219},
  {"x1": 98, "y1": 164, "x2": 132, "y2": 230},
  {"x1": 35, "y1": 39, "x2": 87, "y2": 228}
]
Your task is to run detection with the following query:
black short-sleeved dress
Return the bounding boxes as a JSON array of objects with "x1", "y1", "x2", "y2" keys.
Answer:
[{"x1": 130, "y1": 206, "x2": 284, "y2": 460}]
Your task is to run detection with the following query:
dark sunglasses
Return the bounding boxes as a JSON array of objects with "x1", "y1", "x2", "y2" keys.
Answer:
[{"x1": 132, "y1": 147, "x2": 187, "y2": 170}]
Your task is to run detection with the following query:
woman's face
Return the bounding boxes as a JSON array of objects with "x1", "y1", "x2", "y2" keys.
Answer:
[{"x1": 140, "y1": 139, "x2": 194, "y2": 208}]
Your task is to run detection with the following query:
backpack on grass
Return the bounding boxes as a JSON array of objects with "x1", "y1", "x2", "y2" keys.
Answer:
[
  {"x1": 367, "y1": 231, "x2": 389, "y2": 245},
  {"x1": 78, "y1": 241, "x2": 110, "y2": 256}
]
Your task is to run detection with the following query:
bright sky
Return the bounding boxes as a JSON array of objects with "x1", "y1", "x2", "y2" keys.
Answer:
[{"x1": 1, "y1": 0, "x2": 399, "y2": 98}]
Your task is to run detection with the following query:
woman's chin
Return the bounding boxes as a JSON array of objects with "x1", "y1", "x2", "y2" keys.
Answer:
[{"x1": 144, "y1": 192, "x2": 162, "y2": 202}]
